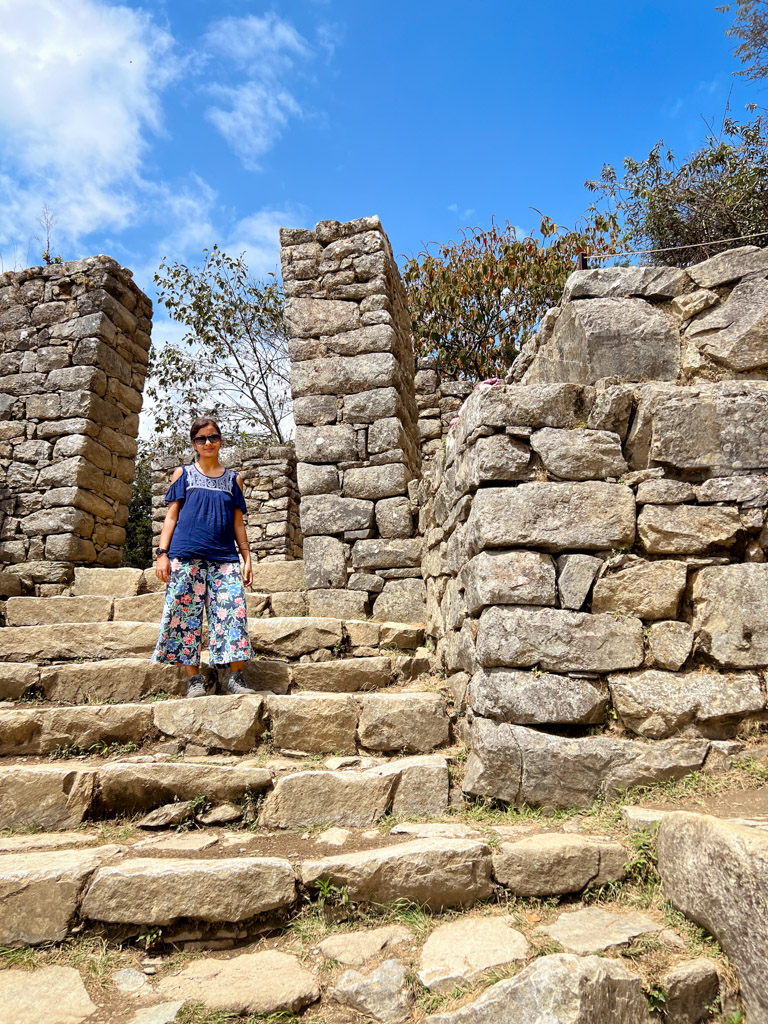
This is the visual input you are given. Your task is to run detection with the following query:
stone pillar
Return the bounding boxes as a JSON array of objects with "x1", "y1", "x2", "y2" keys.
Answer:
[
  {"x1": 0, "y1": 256, "x2": 151, "y2": 589},
  {"x1": 280, "y1": 216, "x2": 424, "y2": 621}
]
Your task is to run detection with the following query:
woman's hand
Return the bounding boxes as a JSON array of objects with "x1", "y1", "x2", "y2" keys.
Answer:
[
  {"x1": 156, "y1": 553, "x2": 171, "y2": 583},
  {"x1": 242, "y1": 553, "x2": 253, "y2": 589}
]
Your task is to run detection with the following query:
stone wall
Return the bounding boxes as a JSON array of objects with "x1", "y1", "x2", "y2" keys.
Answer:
[
  {"x1": 280, "y1": 216, "x2": 424, "y2": 622},
  {"x1": 151, "y1": 444, "x2": 302, "y2": 562},
  {"x1": 414, "y1": 357, "x2": 473, "y2": 465},
  {"x1": 0, "y1": 256, "x2": 151, "y2": 590}
]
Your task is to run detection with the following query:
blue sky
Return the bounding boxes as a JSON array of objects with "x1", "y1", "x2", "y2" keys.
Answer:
[{"x1": 0, "y1": 1, "x2": 760, "y2": 333}]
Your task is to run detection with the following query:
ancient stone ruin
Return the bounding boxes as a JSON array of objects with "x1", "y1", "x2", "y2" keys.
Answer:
[{"x1": 0, "y1": 222, "x2": 767, "y2": 1023}]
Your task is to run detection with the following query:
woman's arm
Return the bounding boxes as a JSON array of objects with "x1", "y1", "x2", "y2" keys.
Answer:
[
  {"x1": 155, "y1": 467, "x2": 184, "y2": 583},
  {"x1": 234, "y1": 473, "x2": 252, "y2": 588}
]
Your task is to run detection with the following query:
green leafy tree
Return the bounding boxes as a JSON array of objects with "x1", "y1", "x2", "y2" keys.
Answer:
[
  {"x1": 719, "y1": 0, "x2": 768, "y2": 80},
  {"x1": 122, "y1": 442, "x2": 153, "y2": 569},
  {"x1": 586, "y1": 114, "x2": 768, "y2": 267},
  {"x1": 148, "y1": 245, "x2": 291, "y2": 447},
  {"x1": 401, "y1": 213, "x2": 619, "y2": 379}
]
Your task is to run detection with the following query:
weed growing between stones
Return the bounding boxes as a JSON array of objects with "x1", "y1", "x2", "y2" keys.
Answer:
[
  {"x1": 0, "y1": 936, "x2": 130, "y2": 987},
  {"x1": 48, "y1": 740, "x2": 139, "y2": 759}
]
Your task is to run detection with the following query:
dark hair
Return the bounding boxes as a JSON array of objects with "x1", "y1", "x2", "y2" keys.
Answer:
[{"x1": 189, "y1": 417, "x2": 222, "y2": 443}]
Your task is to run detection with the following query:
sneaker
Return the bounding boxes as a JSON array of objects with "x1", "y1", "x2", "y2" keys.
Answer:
[
  {"x1": 186, "y1": 673, "x2": 206, "y2": 698},
  {"x1": 227, "y1": 670, "x2": 256, "y2": 695}
]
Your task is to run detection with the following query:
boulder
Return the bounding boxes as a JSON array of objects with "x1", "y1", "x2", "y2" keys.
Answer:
[
  {"x1": 418, "y1": 917, "x2": 528, "y2": 993},
  {"x1": 82, "y1": 856, "x2": 296, "y2": 924},
  {"x1": 462, "y1": 719, "x2": 710, "y2": 808},
  {"x1": 556, "y1": 554, "x2": 602, "y2": 610},
  {"x1": 459, "y1": 550, "x2": 556, "y2": 615},
  {"x1": 155, "y1": 950, "x2": 320, "y2": 1016},
  {"x1": 249, "y1": 616, "x2": 342, "y2": 657},
  {"x1": 608, "y1": 669, "x2": 764, "y2": 738},
  {"x1": 475, "y1": 606, "x2": 644, "y2": 672},
  {"x1": 466, "y1": 482, "x2": 636, "y2": 555},
  {"x1": 300, "y1": 838, "x2": 493, "y2": 909},
  {"x1": 530, "y1": 428, "x2": 627, "y2": 480},
  {"x1": 259, "y1": 770, "x2": 395, "y2": 828},
  {"x1": 692, "y1": 563, "x2": 768, "y2": 667},
  {"x1": 455, "y1": 434, "x2": 531, "y2": 493},
  {"x1": 152, "y1": 695, "x2": 263, "y2": 752},
  {"x1": 97, "y1": 761, "x2": 271, "y2": 814},
  {"x1": 539, "y1": 906, "x2": 662, "y2": 954},
  {"x1": 468, "y1": 668, "x2": 607, "y2": 725},
  {"x1": 0, "y1": 966, "x2": 97, "y2": 1024},
  {"x1": 333, "y1": 959, "x2": 413, "y2": 1023},
  {"x1": 562, "y1": 265, "x2": 689, "y2": 301},
  {"x1": 358, "y1": 693, "x2": 450, "y2": 753},
  {"x1": 0, "y1": 703, "x2": 152, "y2": 756},
  {"x1": 660, "y1": 959, "x2": 721, "y2": 1024},
  {"x1": 425, "y1": 953, "x2": 653, "y2": 1024},
  {"x1": 320, "y1": 924, "x2": 411, "y2": 966},
  {"x1": 492, "y1": 833, "x2": 626, "y2": 896},
  {"x1": 657, "y1": 811, "x2": 768, "y2": 1022},
  {"x1": 0, "y1": 845, "x2": 122, "y2": 945},
  {"x1": 292, "y1": 656, "x2": 391, "y2": 692},
  {"x1": 591, "y1": 559, "x2": 688, "y2": 619},
  {"x1": 363, "y1": 754, "x2": 450, "y2": 816},
  {"x1": 0, "y1": 765, "x2": 96, "y2": 830},
  {"x1": 686, "y1": 244, "x2": 768, "y2": 288},
  {"x1": 637, "y1": 505, "x2": 741, "y2": 554},
  {"x1": 266, "y1": 692, "x2": 358, "y2": 753}
]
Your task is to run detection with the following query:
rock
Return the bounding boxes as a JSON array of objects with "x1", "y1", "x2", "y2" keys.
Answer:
[
  {"x1": 73, "y1": 566, "x2": 143, "y2": 596},
  {"x1": 82, "y1": 856, "x2": 296, "y2": 924},
  {"x1": 320, "y1": 924, "x2": 412, "y2": 966},
  {"x1": 317, "y1": 826, "x2": 351, "y2": 847},
  {"x1": 563, "y1": 265, "x2": 689, "y2": 301},
  {"x1": 249, "y1": 616, "x2": 342, "y2": 657},
  {"x1": 0, "y1": 965, "x2": 97, "y2": 1024},
  {"x1": 112, "y1": 593, "x2": 166, "y2": 622},
  {"x1": 425, "y1": 953, "x2": 652, "y2": 1024},
  {"x1": 295, "y1": 423, "x2": 358, "y2": 462},
  {"x1": 687, "y1": 244, "x2": 768, "y2": 288},
  {"x1": 0, "y1": 832, "x2": 97, "y2": 854},
  {"x1": 259, "y1": 770, "x2": 394, "y2": 828},
  {"x1": 344, "y1": 464, "x2": 410, "y2": 500},
  {"x1": 660, "y1": 959, "x2": 720, "y2": 1024},
  {"x1": 637, "y1": 505, "x2": 741, "y2": 554},
  {"x1": 635, "y1": 479, "x2": 696, "y2": 504},
  {"x1": 380, "y1": 621, "x2": 424, "y2": 649},
  {"x1": 455, "y1": 434, "x2": 531, "y2": 492},
  {"x1": 692, "y1": 563, "x2": 768, "y2": 667},
  {"x1": 301, "y1": 494, "x2": 374, "y2": 535},
  {"x1": 0, "y1": 845, "x2": 122, "y2": 945},
  {"x1": 657, "y1": 811, "x2": 768, "y2": 1021},
  {"x1": 4, "y1": 595, "x2": 112, "y2": 626},
  {"x1": 475, "y1": 606, "x2": 644, "y2": 672},
  {"x1": 292, "y1": 352, "x2": 399, "y2": 398},
  {"x1": 530, "y1": 428, "x2": 627, "y2": 480},
  {"x1": 352, "y1": 538, "x2": 422, "y2": 569},
  {"x1": 0, "y1": 621, "x2": 160, "y2": 662},
  {"x1": 390, "y1": 822, "x2": 480, "y2": 839},
  {"x1": 468, "y1": 668, "x2": 607, "y2": 725},
  {"x1": 250, "y1": 560, "x2": 305, "y2": 592},
  {"x1": 672, "y1": 288, "x2": 719, "y2": 320},
  {"x1": 0, "y1": 765, "x2": 96, "y2": 829},
  {"x1": 695, "y1": 474, "x2": 768, "y2": 506},
  {"x1": 459, "y1": 551, "x2": 556, "y2": 615},
  {"x1": 97, "y1": 761, "x2": 271, "y2": 814},
  {"x1": 0, "y1": 702, "x2": 152, "y2": 756},
  {"x1": 452, "y1": 385, "x2": 595, "y2": 448},
  {"x1": 267, "y1": 693, "x2": 358, "y2": 753},
  {"x1": 334, "y1": 959, "x2": 413, "y2": 1023},
  {"x1": 466, "y1": 482, "x2": 636, "y2": 555},
  {"x1": 155, "y1": 949, "x2": 319, "y2": 1015},
  {"x1": 303, "y1": 535, "x2": 347, "y2": 589},
  {"x1": 372, "y1": 578, "x2": 427, "y2": 623},
  {"x1": 539, "y1": 906, "x2": 662, "y2": 953},
  {"x1": 525, "y1": 296, "x2": 679, "y2": 385},
  {"x1": 306, "y1": 588, "x2": 368, "y2": 619},
  {"x1": 358, "y1": 693, "x2": 450, "y2": 752},
  {"x1": 152, "y1": 695, "x2": 263, "y2": 752},
  {"x1": 587, "y1": 384, "x2": 635, "y2": 439},
  {"x1": 363, "y1": 754, "x2": 450, "y2": 816},
  {"x1": 418, "y1": 917, "x2": 528, "y2": 993},
  {"x1": 126, "y1": 1003, "x2": 185, "y2": 1024},
  {"x1": 300, "y1": 838, "x2": 493, "y2": 908},
  {"x1": 646, "y1": 621, "x2": 694, "y2": 670},
  {"x1": 621, "y1": 806, "x2": 670, "y2": 832},
  {"x1": 591, "y1": 559, "x2": 688, "y2": 619},
  {"x1": 608, "y1": 669, "x2": 764, "y2": 739},
  {"x1": 137, "y1": 801, "x2": 194, "y2": 829},
  {"x1": 462, "y1": 719, "x2": 710, "y2": 808},
  {"x1": 556, "y1": 554, "x2": 602, "y2": 610},
  {"x1": 492, "y1": 834, "x2": 627, "y2": 896},
  {"x1": 292, "y1": 656, "x2": 391, "y2": 692},
  {"x1": 375, "y1": 497, "x2": 413, "y2": 539},
  {"x1": 0, "y1": 662, "x2": 38, "y2": 701},
  {"x1": 39, "y1": 659, "x2": 187, "y2": 703},
  {"x1": 112, "y1": 967, "x2": 150, "y2": 994},
  {"x1": 297, "y1": 461, "x2": 339, "y2": 494}
]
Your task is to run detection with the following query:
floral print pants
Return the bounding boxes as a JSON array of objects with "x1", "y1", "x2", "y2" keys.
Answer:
[{"x1": 152, "y1": 558, "x2": 253, "y2": 667}]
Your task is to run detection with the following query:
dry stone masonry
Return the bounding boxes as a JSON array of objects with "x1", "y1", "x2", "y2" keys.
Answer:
[{"x1": 0, "y1": 256, "x2": 151, "y2": 589}]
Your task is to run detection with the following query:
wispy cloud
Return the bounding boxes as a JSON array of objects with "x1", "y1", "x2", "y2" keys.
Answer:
[{"x1": 448, "y1": 203, "x2": 477, "y2": 221}]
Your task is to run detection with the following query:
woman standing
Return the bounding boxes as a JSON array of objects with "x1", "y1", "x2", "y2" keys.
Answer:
[{"x1": 152, "y1": 418, "x2": 256, "y2": 697}]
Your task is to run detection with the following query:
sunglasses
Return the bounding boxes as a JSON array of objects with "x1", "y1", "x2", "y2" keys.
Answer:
[{"x1": 193, "y1": 434, "x2": 222, "y2": 445}]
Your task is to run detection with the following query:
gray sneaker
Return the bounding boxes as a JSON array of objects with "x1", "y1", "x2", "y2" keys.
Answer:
[
  {"x1": 186, "y1": 673, "x2": 206, "y2": 698},
  {"x1": 227, "y1": 670, "x2": 256, "y2": 695}
]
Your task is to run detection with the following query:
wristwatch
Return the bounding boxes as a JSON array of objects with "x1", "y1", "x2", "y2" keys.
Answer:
[{"x1": 156, "y1": 547, "x2": 169, "y2": 557}]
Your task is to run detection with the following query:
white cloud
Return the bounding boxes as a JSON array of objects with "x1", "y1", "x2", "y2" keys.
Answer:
[
  {"x1": 0, "y1": 0, "x2": 180, "y2": 255},
  {"x1": 224, "y1": 204, "x2": 311, "y2": 278},
  {"x1": 203, "y1": 13, "x2": 311, "y2": 170}
]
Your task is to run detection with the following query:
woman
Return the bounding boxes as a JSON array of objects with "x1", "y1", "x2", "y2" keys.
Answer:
[{"x1": 152, "y1": 417, "x2": 256, "y2": 697}]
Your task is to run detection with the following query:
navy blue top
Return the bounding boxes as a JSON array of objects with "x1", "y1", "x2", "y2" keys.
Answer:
[{"x1": 165, "y1": 463, "x2": 246, "y2": 562}]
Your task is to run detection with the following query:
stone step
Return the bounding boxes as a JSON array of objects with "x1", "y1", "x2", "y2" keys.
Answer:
[
  {"x1": 0, "y1": 690, "x2": 452, "y2": 760},
  {"x1": 0, "y1": 825, "x2": 630, "y2": 948},
  {"x1": 0, "y1": 615, "x2": 425, "y2": 662},
  {"x1": 0, "y1": 753, "x2": 453, "y2": 831}
]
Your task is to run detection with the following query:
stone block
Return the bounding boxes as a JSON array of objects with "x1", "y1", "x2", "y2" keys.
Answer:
[
  {"x1": 268, "y1": 592, "x2": 308, "y2": 618},
  {"x1": 153, "y1": 695, "x2": 263, "y2": 752},
  {"x1": 4, "y1": 595, "x2": 113, "y2": 626},
  {"x1": 695, "y1": 475, "x2": 768, "y2": 506},
  {"x1": 0, "y1": 702, "x2": 152, "y2": 756},
  {"x1": 635, "y1": 479, "x2": 695, "y2": 504},
  {"x1": 460, "y1": 550, "x2": 556, "y2": 616},
  {"x1": 250, "y1": 560, "x2": 305, "y2": 593},
  {"x1": 0, "y1": 663, "x2": 38, "y2": 701},
  {"x1": 637, "y1": 505, "x2": 741, "y2": 554},
  {"x1": 466, "y1": 482, "x2": 636, "y2": 555},
  {"x1": 375, "y1": 496, "x2": 413, "y2": 538},
  {"x1": 469, "y1": 668, "x2": 608, "y2": 725},
  {"x1": 418, "y1": 917, "x2": 528, "y2": 994},
  {"x1": 686, "y1": 244, "x2": 768, "y2": 288},
  {"x1": 0, "y1": 765, "x2": 96, "y2": 830},
  {"x1": 292, "y1": 656, "x2": 391, "y2": 692},
  {"x1": 476, "y1": 605, "x2": 644, "y2": 672},
  {"x1": 267, "y1": 693, "x2": 358, "y2": 753},
  {"x1": 306, "y1": 589, "x2": 368, "y2": 619},
  {"x1": 344, "y1": 387, "x2": 401, "y2": 422},
  {"x1": 0, "y1": 621, "x2": 159, "y2": 661},
  {"x1": 562, "y1": 265, "x2": 689, "y2": 301},
  {"x1": 291, "y1": 353, "x2": 399, "y2": 397},
  {"x1": 492, "y1": 833, "x2": 627, "y2": 896},
  {"x1": 692, "y1": 563, "x2": 768, "y2": 667},
  {"x1": 259, "y1": 770, "x2": 395, "y2": 828},
  {"x1": 303, "y1": 535, "x2": 347, "y2": 589},
  {"x1": 97, "y1": 761, "x2": 272, "y2": 813},
  {"x1": 295, "y1": 423, "x2": 357, "y2": 463},
  {"x1": 249, "y1": 616, "x2": 342, "y2": 657},
  {"x1": 344, "y1": 463, "x2": 409, "y2": 500},
  {"x1": 73, "y1": 566, "x2": 143, "y2": 597},
  {"x1": 112, "y1": 593, "x2": 165, "y2": 621},
  {"x1": 371, "y1": 578, "x2": 427, "y2": 623},
  {"x1": 357, "y1": 692, "x2": 449, "y2": 752},
  {"x1": 556, "y1": 554, "x2": 602, "y2": 610},
  {"x1": 363, "y1": 754, "x2": 450, "y2": 816},
  {"x1": 646, "y1": 621, "x2": 694, "y2": 671},
  {"x1": 293, "y1": 394, "x2": 338, "y2": 425},
  {"x1": 297, "y1": 462, "x2": 339, "y2": 495},
  {"x1": 286, "y1": 297, "x2": 360, "y2": 337},
  {"x1": 352, "y1": 538, "x2": 422, "y2": 569},
  {"x1": 45, "y1": 534, "x2": 97, "y2": 562},
  {"x1": 591, "y1": 559, "x2": 688, "y2": 619},
  {"x1": 530, "y1": 428, "x2": 627, "y2": 480},
  {"x1": 301, "y1": 494, "x2": 374, "y2": 536},
  {"x1": 687, "y1": 275, "x2": 768, "y2": 371},
  {"x1": 37, "y1": 455, "x2": 104, "y2": 491},
  {"x1": 455, "y1": 434, "x2": 531, "y2": 492}
]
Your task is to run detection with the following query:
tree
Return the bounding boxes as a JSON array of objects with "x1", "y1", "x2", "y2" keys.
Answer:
[
  {"x1": 585, "y1": 114, "x2": 768, "y2": 267},
  {"x1": 719, "y1": 0, "x2": 768, "y2": 80},
  {"x1": 148, "y1": 246, "x2": 291, "y2": 446},
  {"x1": 401, "y1": 213, "x2": 620, "y2": 379},
  {"x1": 121, "y1": 442, "x2": 153, "y2": 569}
]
